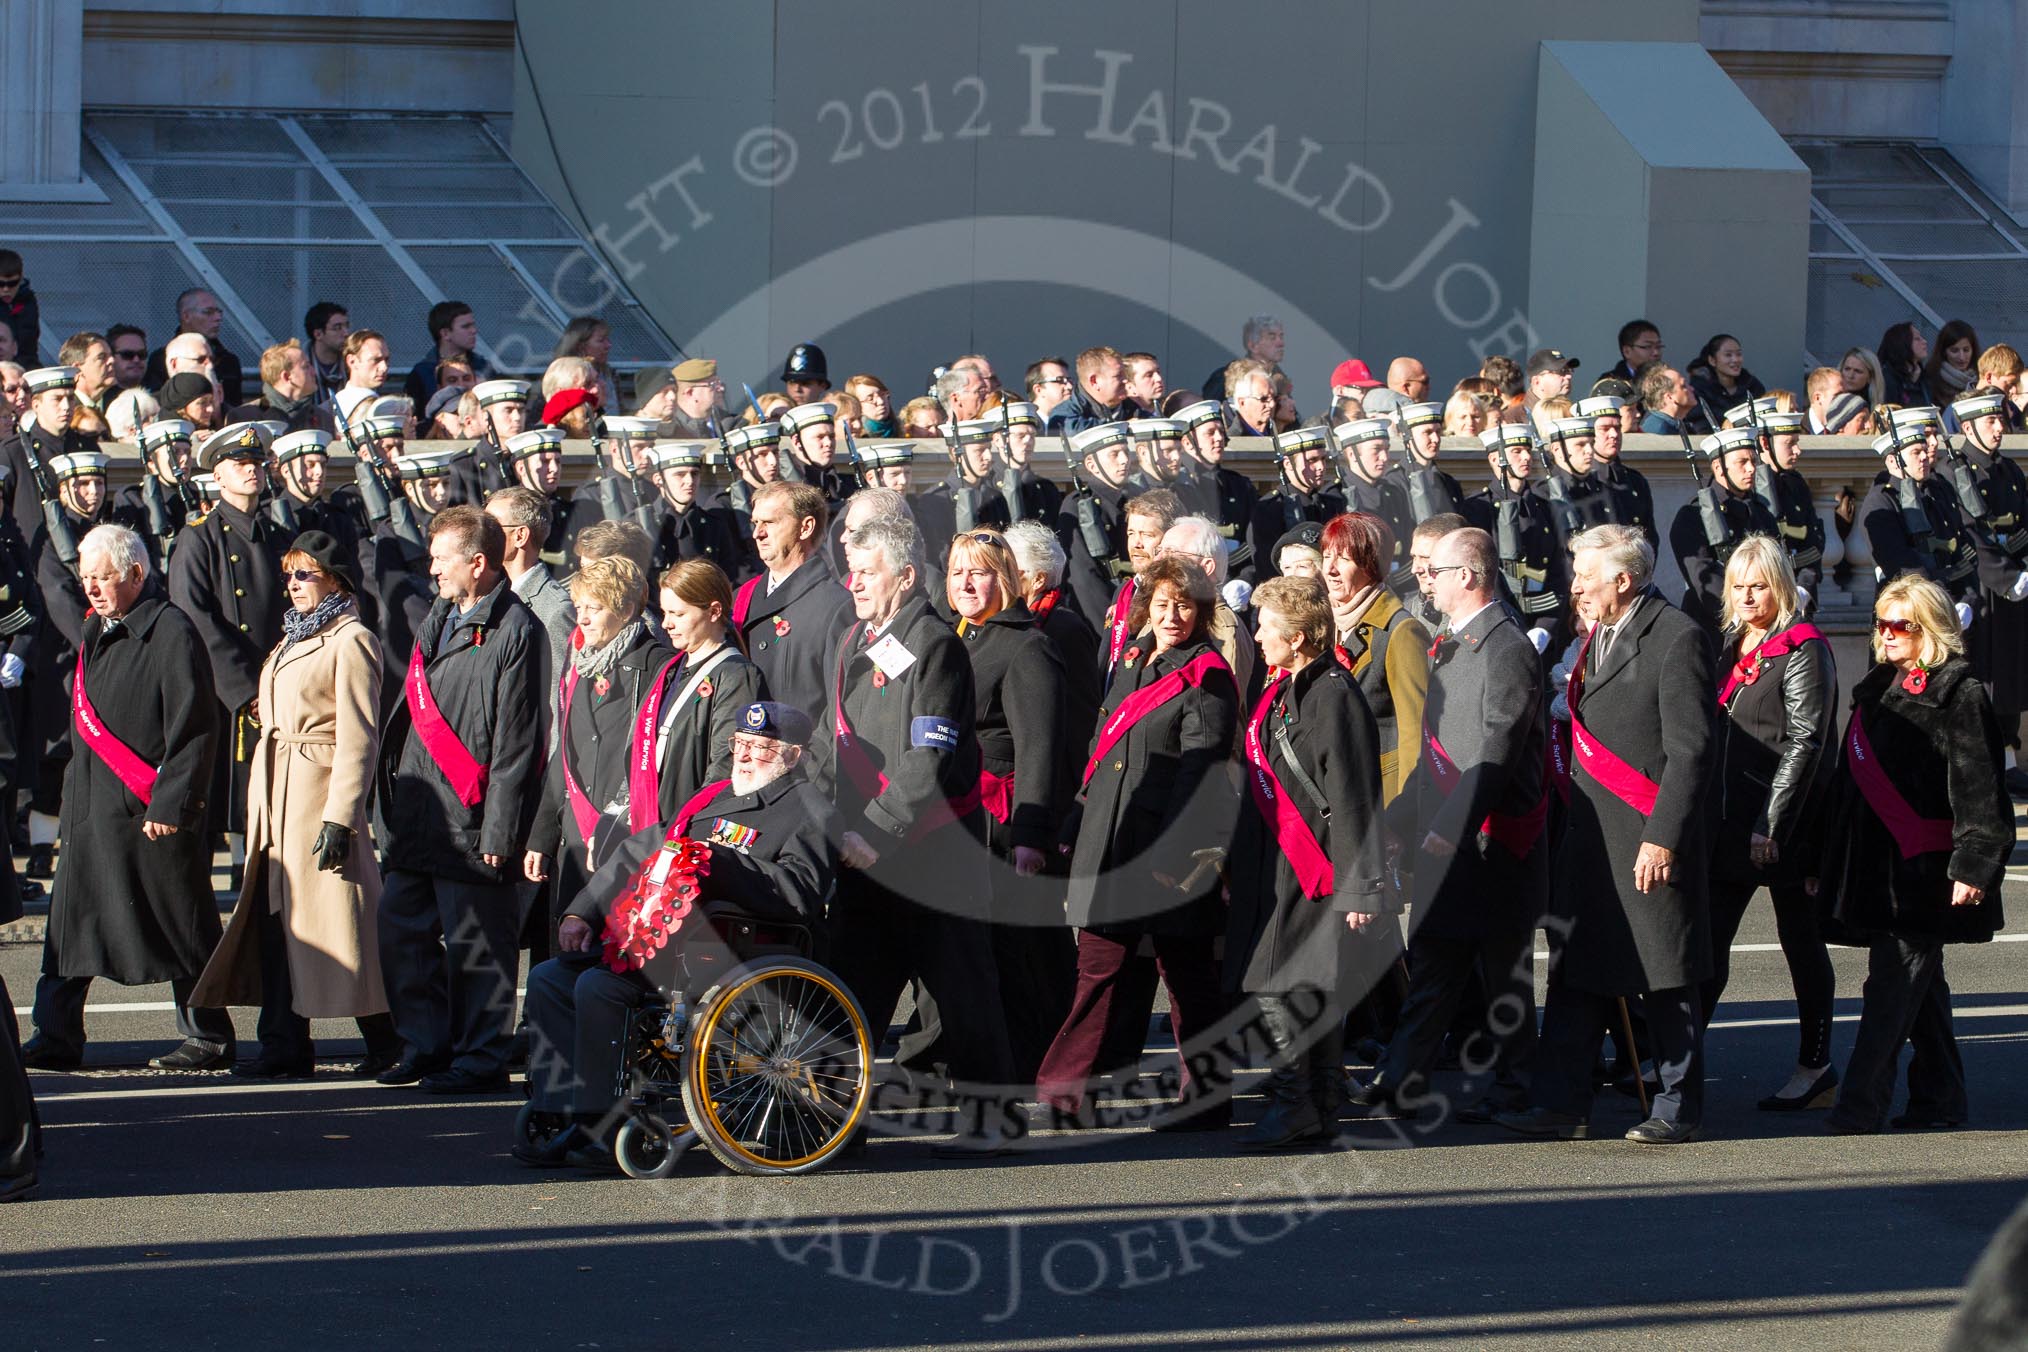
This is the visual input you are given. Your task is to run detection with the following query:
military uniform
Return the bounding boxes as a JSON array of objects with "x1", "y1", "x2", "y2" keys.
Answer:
[
  {"x1": 1859, "y1": 447, "x2": 1981, "y2": 603},
  {"x1": 1463, "y1": 475, "x2": 1566, "y2": 640},
  {"x1": 1057, "y1": 442, "x2": 1133, "y2": 623},
  {"x1": 1669, "y1": 428, "x2": 1783, "y2": 638}
]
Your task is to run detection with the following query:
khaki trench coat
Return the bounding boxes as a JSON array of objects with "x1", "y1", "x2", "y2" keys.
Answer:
[{"x1": 193, "y1": 611, "x2": 388, "y2": 1018}]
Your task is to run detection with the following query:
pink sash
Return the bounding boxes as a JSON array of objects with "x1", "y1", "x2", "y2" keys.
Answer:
[
  {"x1": 1422, "y1": 728, "x2": 1548, "y2": 859},
  {"x1": 980, "y1": 768, "x2": 1014, "y2": 825},
  {"x1": 1718, "y1": 623, "x2": 1826, "y2": 706},
  {"x1": 1105, "y1": 577, "x2": 1136, "y2": 671},
  {"x1": 672, "y1": 778, "x2": 732, "y2": 840},
  {"x1": 628, "y1": 654, "x2": 684, "y2": 834},
  {"x1": 1563, "y1": 624, "x2": 1661, "y2": 816},
  {"x1": 1244, "y1": 674, "x2": 1334, "y2": 898},
  {"x1": 73, "y1": 643, "x2": 157, "y2": 806},
  {"x1": 556, "y1": 632, "x2": 601, "y2": 846},
  {"x1": 831, "y1": 622, "x2": 983, "y2": 842},
  {"x1": 1845, "y1": 708, "x2": 1954, "y2": 859},
  {"x1": 1082, "y1": 649, "x2": 1233, "y2": 786},
  {"x1": 406, "y1": 641, "x2": 487, "y2": 809},
  {"x1": 732, "y1": 575, "x2": 762, "y2": 630}
]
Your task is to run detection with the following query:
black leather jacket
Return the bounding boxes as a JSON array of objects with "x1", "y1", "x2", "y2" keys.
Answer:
[{"x1": 1710, "y1": 618, "x2": 1837, "y2": 884}]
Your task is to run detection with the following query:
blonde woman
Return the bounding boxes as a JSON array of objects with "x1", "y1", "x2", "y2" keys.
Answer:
[
  {"x1": 1822, "y1": 575, "x2": 2011, "y2": 1133},
  {"x1": 1700, "y1": 536, "x2": 1839, "y2": 1110}
]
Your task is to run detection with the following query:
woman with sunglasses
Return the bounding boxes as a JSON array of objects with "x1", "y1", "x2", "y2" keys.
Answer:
[
  {"x1": 1819, "y1": 575, "x2": 2011, "y2": 1133},
  {"x1": 192, "y1": 531, "x2": 400, "y2": 1077},
  {"x1": 1700, "y1": 536, "x2": 1840, "y2": 1110}
]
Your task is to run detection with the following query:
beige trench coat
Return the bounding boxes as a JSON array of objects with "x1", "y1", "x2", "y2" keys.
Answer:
[{"x1": 193, "y1": 611, "x2": 388, "y2": 1018}]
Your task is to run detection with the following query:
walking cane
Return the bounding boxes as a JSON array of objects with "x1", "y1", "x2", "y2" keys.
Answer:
[{"x1": 1616, "y1": 996, "x2": 1650, "y2": 1118}]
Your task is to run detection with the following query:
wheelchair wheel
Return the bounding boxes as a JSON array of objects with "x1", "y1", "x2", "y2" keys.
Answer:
[
  {"x1": 614, "y1": 1112, "x2": 692, "y2": 1180},
  {"x1": 514, "y1": 1101, "x2": 568, "y2": 1151},
  {"x1": 681, "y1": 957, "x2": 873, "y2": 1176}
]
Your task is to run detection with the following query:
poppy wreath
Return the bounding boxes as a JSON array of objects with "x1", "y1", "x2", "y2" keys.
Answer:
[{"x1": 601, "y1": 838, "x2": 712, "y2": 974}]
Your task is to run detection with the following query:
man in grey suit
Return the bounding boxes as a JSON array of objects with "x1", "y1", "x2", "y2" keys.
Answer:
[
  {"x1": 486, "y1": 485, "x2": 575, "y2": 699},
  {"x1": 1499, "y1": 523, "x2": 1715, "y2": 1145},
  {"x1": 1356, "y1": 526, "x2": 1546, "y2": 1120}
]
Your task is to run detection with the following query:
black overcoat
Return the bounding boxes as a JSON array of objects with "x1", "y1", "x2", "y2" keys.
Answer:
[
  {"x1": 166, "y1": 499, "x2": 287, "y2": 713},
  {"x1": 1820, "y1": 658, "x2": 2009, "y2": 946},
  {"x1": 1225, "y1": 658, "x2": 1386, "y2": 996},
  {"x1": 1551, "y1": 592, "x2": 1716, "y2": 995},
  {"x1": 1064, "y1": 636, "x2": 1239, "y2": 936},
  {"x1": 961, "y1": 603, "x2": 1069, "y2": 858},
  {"x1": 48, "y1": 594, "x2": 222, "y2": 983},
  {"x1": 735, "y1": 553, "x2": 853, "y2": 724}
]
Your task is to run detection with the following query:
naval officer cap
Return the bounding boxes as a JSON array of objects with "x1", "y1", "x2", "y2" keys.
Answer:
[
  {"x1": 1128, "y1": 417, "x2": 1185, "y2": 441},
  {"x1": 856, "y1": 441, "x2": 916, "y2": 470},
  {"x1": 1723, "y1": 396, "x2": 1783, "y2": 427},
  {"x1": 724, "y1": 421, "x2": 783, "y2": 455},
  {"x1": 396, "y1": 447, "x2": 468, "y2": 480},
  {"x1": 1698, "y1": 426, "x2": 1758, "y2": 458},
  {"x1": 780, "y1": 402, "x2": 837, "y2": 436},
  {"x1": 197, "y1": 421, "x2": 273, "y2": 471},
  {"x1": 1550, "y1": 416, "x2": 1596, "y2": 440},
  {"x1": 49, "y1": 448, "x2": 111, "y2": 480},
  {"x1": 1891, "y1": 405, "x2": 1943, "y2": 432},
  {"x1": 941, "y1": 418, "x2": 997, "y2": 445},
  {"x1": 1572, "y1": 395, "x2": 1626, "y2": 421},
  {"x1": 1761, "y1": 410, "x2": 1806, "y2": 435},
  {"x1": 644, "y1": 441, "x2": 709, "y2": 470},
  {"x1": 1000, "y1": 401, "x2": 1042, "y2": 429},
  {"x1": 24, "y1": 366, "x2": 78, "y2": 397},
  {"x1": 1332, "y1": 418, "x2": 1391, "y2": 448}
]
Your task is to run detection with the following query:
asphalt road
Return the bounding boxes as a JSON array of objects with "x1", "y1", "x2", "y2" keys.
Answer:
[{"x1": 7, "y1": 856, "x2": 2027, "y2": 1352}]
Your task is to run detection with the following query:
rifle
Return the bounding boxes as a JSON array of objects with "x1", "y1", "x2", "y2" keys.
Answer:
[
  {"x1": 1940, "y1": 422, "x2": 1993, "y2": 524},
  {"x1": 995, "y1": 404, "x2": 1028, "y2": 524},
  {"x1": 1061, "y1": 434, "x2": 1120, "y2": 573},
  {"x1": 1682, "y1": 426, "x2": 1731, "y2": 553},
  {"x1": 1398, "y1": 418, "x2": 1455, "y2": 521},
  {"x1": 1741, "y1": 397, "x2": 1784, "y2": 522},
  {"x1": 350, "y1": 421, "x2": 423, "y2": 549},
  {"x1": 939, "y1": 406, "x2": 975, "y2": 535},
  {"x1": 1874, "y1": 404, "x2": 1942, "y2": 560},
  {"x1": 13, "y1": 426, "x2": 78, "y2": 570},
  {"x1": 1541, "y1": 425, "x2": 1584, "y2": 538}
]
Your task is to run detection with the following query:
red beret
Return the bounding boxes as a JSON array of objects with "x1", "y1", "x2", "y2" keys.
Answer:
[{"x1": 540, "y1": 386, "x2": 598, "y2": 425}]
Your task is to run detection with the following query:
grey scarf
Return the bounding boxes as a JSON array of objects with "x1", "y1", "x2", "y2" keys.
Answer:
[
  {"x1": 571, "y1": 618, "x2": 644, "y2": 684},
  {"x1": 281, "y1": 593, "x2": 352, "y2": 652}
]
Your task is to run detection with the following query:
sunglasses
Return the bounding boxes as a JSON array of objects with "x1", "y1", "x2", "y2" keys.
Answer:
[
  {"x1": 1874, "y1": 617, "x2": 1921, "y2": 636},
  {"x1": 0, "y1": 276, "x2": 21, "y2": 291},
  {"x1": 113, "y1": 348, "x2": 146, "y2": 360},
  {"x1": 963, "y1": 531, "x2": 1007, "y2": 548},
  {"x1": 284, "y1": 568, "x2": 327, "y2": 582}
]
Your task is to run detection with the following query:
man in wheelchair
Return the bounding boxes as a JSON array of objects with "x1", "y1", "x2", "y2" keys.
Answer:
[{"x1": 514, "y1": 701, "x2": 840, "y2": 1169}]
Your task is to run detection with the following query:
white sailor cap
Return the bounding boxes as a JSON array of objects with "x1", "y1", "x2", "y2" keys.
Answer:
[
  {"x1": 23, "y1": 366, "x2": 77, "y2": 397},
  {"x1": 644, "y1": 440, "x2": 709, "y2": 470},
  {"x1": 724, "y1": 421, "x2": 782, "y2": 454},
  {"x1": 598, "y1": 415, "x2": 660, "y2": 440},
  {"x1": 1332, "y1": 418, "x2": 1391, "y2": 448},
  {"x1": 272, "y1": 428, "x2": 333, "y2": 463},
  {"x1": 1481, "y1": 422, "x2": 1537, "y2": 451},
  {"x1": 1128, "y1": 417, "x2": 1185, "y2": 441},
  {"x1": 138, "y1": 419, "x2": 196, "y2": 453},
  {"x1": 1274, "y1": 425, "x2": 1331, "y2": 458},
  {"x1": 780, "y1": 402, "x2": 837, "y2": 436},
  {"x1": 1952, "y1": 390, "x2": 2009, "y2": 422},
  {"x1": 197, "y1": 421, "x2": 274, "y2": 470},
  {"x1": 1571, "y1": 395, "x2": 1626, "y2": 420},
  {"x1": 396, "y1": 447, "x2": 469, "y2": 480},
  {"x1": 351, "y1": 413, "x2": 409, "y2": 443},
  {"x1": 49, "y1": 449, "x2": 110, "y2": 480},
  {"x1": 192, "y1": 472, "x2": 220, "y2": 501},
  {"x1": 856, "y1": 441, "x2": 916, "y2": 470},
  {"x1": 365, "y1": 396, "x2": 412, "y2": 423},
  {"x1": 1723, "y1": 396, "x2": 1783, "y2": 427},
  {"x1": 941, "y1": 418, "x2": 998, "y2": 445},
  {"x1": 1069, "y1": 422, "x2": 1132, "y2": 459},
  {"x1": 473, "y1": 379, "x2": 530, "y2": 409},
  {"x1": 1761, "y1": 410, "x2": 1806, "y2": 435},
  {"x1": 1000, "y1": 401, "x2": 1043, "y2": 429},
  {"x1": 1398, "y1": 401, "x2": 1446, "y2": 428},
  {"x1": 1173, "y1": 399, "x2": 1223, "y2": 430},
  {"x1": 1892, "y1": 405, "x2": 1942, "y2": 431},
  {"x1": 1549, "y1": 416, "x2": 1595, "y2": 440},
  {"x1": 1698, "y1": 426, "x2": 1759, "y2": 458},
  {"x1": 505, "y1": 426, "x2": 564, "y2": 461}
]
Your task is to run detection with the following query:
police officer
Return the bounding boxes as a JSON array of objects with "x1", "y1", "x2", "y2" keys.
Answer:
[
  {"x1": 1057, "y1": 421, "x2": 1137, "y2": 621},
  {"x1": 1172, "y1": 398, "x2": 1258, "y2": 578},
  {"x1": 639, "y1": 440, "x2": 738, "y2": 575},
  {"x1": 168, "y1": 421, "x2": 289, "y2": 854},
  {"x1": 709, "y1": 421, "x2": 785, "y2": 583},
  {"x1": 1669, "y1": 425, "x2": 1783, "y2": 638},
  {"x1": 780, "y1": 401, "x2": 853, "y2": 510},
  {"x1": 917, "y1": 417, "x2": 1010, "y2": 565},
  {"x1": 1577, "y1": 393, "x2": 1656, "y2": 545},
  {"x1": 1465, "y1": 422, "x2": 1565, "y2": 648},
  {"x1": 1334, "y1": 417, "x2": 1417, "y2": 593},
  {"x1": 997, "y1": 401, "x2": 1062, "y2": 525},
  {"x1": 1859, "y1": 421, "x2": 1982, "y2": 603},
  {"x1": 1250, "y1": 425, "x2": 1347, "y2": 582},
  {"x1": 120, "y1": 418, "x2": 206, "y2": 564}
]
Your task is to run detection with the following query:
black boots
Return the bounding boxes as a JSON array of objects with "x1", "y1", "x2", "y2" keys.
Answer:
[{"x1": 1240, "y1": 997, "x2": 1328, "y2": 1150}]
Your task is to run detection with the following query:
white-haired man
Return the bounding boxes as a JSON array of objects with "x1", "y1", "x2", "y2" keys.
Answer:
[
  {"x1": 23, "y1": 524, "x2": 234, "y2": 1070},
  {"x1": 1162, "y1": 514, "x2": 1258, "y2": 698}
]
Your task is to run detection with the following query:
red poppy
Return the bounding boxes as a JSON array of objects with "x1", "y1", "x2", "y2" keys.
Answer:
[
  {"x1": 1902, "y1": 664, "x2": 1929, "y2": 695},
  {"x1": 696, "y1": 679, "x2": 713, "y2": 699},
  {"x1": 871, "y1": 670, "x2": 887, "y2": 689},
  {"x1": 1123, "y1": 645, "x2": 1142, "y2": 666},
  {"x1": 773, "y1": 615, "x2": 791, "y2": 637}
]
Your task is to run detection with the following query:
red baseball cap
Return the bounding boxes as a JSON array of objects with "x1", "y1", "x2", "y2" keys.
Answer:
[{"x1": 1330, "y1": 359, "x2": 1382, "y2": 391}]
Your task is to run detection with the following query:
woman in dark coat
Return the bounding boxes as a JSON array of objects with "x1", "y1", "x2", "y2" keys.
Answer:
[
  {"x1": 1822, "y1": 575, "x2": 2011, "y2": 1133},
  {"x1": 643, "y1": 558, "x2": 767, "y2": 818},
  {"x1": 1877, "y1": 321, "x2": 1929, "y2": 409},
  {"x1": 1035, "y1": 555, "x2": 1240, "y2": 1125},
  {"x1": 1700, "y1": 536, "x2": 1840, "y2": 1109},
  {"x1": 524, "y1": 556, "x2": 669, "y2": 923},
  {"x1": 1225, "y1": 576, "x2": 1387, "y2": 1148},
  {"x1": 1686, "y1": 333, "x2": 1767, "y2": 426},
  {"x1": 945, "y1": 529, "x2": 1074, "y2": 1084}
]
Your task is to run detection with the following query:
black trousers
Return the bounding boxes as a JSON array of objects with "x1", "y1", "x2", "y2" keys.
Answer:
[
  {"x1": 29, "y1": 935, "x2": 234, "y2": 1059},
  {"x1": 1703, "y1": 877, "x2": 1836, "y2": 1068},
  {"x1": 376, "y1": 869, "x2": 520, "y2": 1077},
  {"x1": 828, "y1": 876, "x2": 1015, "y2": 1092},
  {"x1": 1534, "y1": 978, "x2": 1703, "y2": 1127},
  {"x1": 252, "y1": 899, "x2": 398, "y2": 1064},
  {"x1": 0, "y1": 972, "x2": 40, "y2": 1186},
  {"x1": 1377, "y1": 921, "x2": 1538, "y2": 1105},
  {"x1": 523, "y1": 952, "x2": 654, "y2": 1117},
  {"x1": 1831, "y1": 935, "x2": 1967, "y2": 1130}
]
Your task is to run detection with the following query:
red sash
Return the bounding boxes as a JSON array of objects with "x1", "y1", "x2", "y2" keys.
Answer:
[
  {"x1": 1718, "y1": 623, "x2": 1826, "y2": 706},
  {"x1": 1845, "y1": 707, "x2": 1954, "y2": 859},
  {"x1": 1421, "y1": 727, "x2": 1547, "y2": 859},
  {"x1": 72, "y1": 643, "x2": 157, "y2": 806},
  {"x1": 831, "y1": 621, "x2": 983, "y2": 842},
  {"x1": 1244, "y1": 675, "x2": 1334, "y2": 898},
  {"x1": 980, "y1": 768, "x2": 1014, "y2": 824},
  {"x1": 1563, "y1": 624, "x2": 1661, "y2": 816},
  {"x1": 732, "y1": 575, "x2": 762, "y2": 630},
  {"x1": 1548, "y1": 720, "x2": 1572, "y2": 805},
  {"x1": 627, "y1": 654, "x2": 684, "y2": 834},
  {"x1": 406, "y1": 640, "x2": 488, "y2": 809},
  {"x1": 1083, "y1": 649, "x2": 1233, "y2": 786},
  {"x1": 1104, "y1": 577, "x2": 1136, "y2": 670},
  {"x1": 672, "y1": 778, "x2": 731, "y2": 840}
]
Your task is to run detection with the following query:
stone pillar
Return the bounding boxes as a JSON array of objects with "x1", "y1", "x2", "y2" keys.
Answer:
[{"x1": 0, "y1": 0, "x2": 102, "y2": 202}]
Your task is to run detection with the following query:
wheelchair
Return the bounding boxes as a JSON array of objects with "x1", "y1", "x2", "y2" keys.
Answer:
[{"x1": 515, "y1": 910, "x2": 875, "y2": 1178}]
